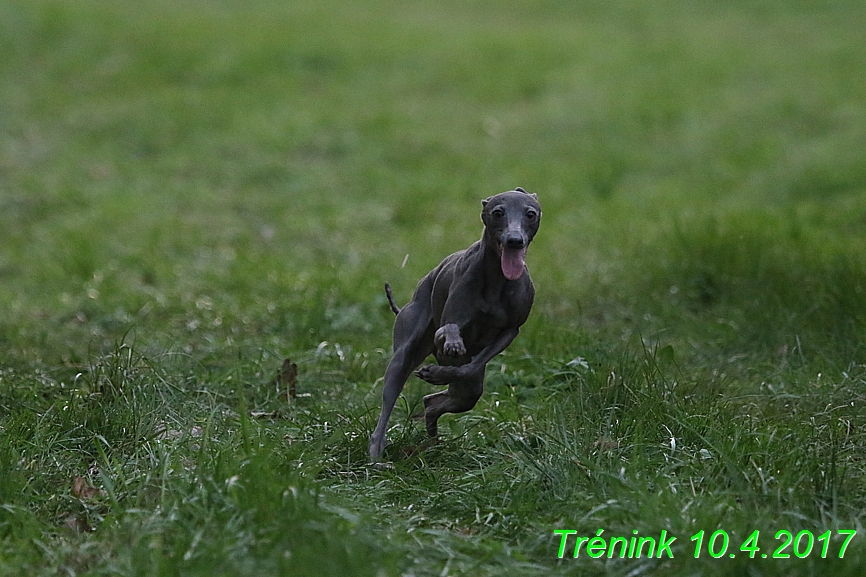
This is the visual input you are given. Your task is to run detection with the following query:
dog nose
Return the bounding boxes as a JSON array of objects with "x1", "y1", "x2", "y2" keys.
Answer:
[{"x1": 505, "y1": 235, "x2": 525, "y2": 249}]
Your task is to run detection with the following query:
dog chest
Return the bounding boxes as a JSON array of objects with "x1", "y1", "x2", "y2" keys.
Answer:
[{"x1": 457, "y1": 298, "x2": 514, "y2": 350}]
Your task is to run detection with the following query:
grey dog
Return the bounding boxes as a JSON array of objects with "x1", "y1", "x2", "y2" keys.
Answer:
[{"x1": 369, "y1": 188, "x2": 542, "y2": 461}]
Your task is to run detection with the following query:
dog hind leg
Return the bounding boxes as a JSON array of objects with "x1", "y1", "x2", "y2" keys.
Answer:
[{"x1": 369, "y1": 299, "x2": 435, "y2": 461}]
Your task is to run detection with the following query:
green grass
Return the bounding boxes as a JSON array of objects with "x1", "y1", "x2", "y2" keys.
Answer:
[{"x1": 2, "y1": 0, "x2": 866, "y2": 575}]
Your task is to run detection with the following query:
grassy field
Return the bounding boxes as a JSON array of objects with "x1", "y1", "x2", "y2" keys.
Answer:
[{"x1": 2, "y1": 0, "x2": 866, "y2": 575}]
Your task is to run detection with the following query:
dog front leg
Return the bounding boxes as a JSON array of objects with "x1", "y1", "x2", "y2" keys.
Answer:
[
  {"x1": 417, "y1": 328, "x2": 519, "y2": 385},
  {"x1": 422, "y1": 371, "x2": 484, "y2": 437},
  {"x1": 435, "y1": 281, "x2": 480, "y2": 357},
  {"x1": 434, "y1": 323, "x2": 466, "y2": 357},
  {"x1": 463, "y1": 327, "x2": 520, "y2": 371}
]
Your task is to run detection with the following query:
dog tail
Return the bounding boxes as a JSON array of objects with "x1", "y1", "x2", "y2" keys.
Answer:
[{"x1": 384, "y1": 283, "x2": 401, "y2": 315}]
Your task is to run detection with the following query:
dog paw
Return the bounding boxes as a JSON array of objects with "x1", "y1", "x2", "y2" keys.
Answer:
[
  {"x1": 442, "y1": 338, "x2": 466, "y2": 357},
  {"x1": 416, "y1": 364, "x2": 458, "y2": 385},
  {"x1": 425, "y1": 414, "x2": 439, "y2": 437},
  {"x1": 369, "y1": 433, "x2": 386, "y2": 461}
]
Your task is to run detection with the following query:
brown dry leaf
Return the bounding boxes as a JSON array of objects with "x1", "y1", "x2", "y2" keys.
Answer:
[
  {"x1": 593, "y1": 437, "x2": 620, "y2": 452},
  {"x1": 64, "y1": 514, "x2": 93, "y2": 533},
  {"x1": 71, "y1": 476, "x2": 100, "y2": 500},
  {"x1": 273, "y1": 358, "x2": 298, "y2": 401}
]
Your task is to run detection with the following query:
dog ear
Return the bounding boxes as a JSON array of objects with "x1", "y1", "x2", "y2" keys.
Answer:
[
  {"x1": 515, "y1": 187, "x2": 525, "y2": 193},
  {"x1": 480, "y1": 197, "x2": 491, "y2": 224}
]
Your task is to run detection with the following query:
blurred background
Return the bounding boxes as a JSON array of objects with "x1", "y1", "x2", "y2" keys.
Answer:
[{"x1": 2, "y1": 0, "x2": 865, "y2": 367}]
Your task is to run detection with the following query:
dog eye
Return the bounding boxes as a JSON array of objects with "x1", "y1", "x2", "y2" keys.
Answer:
[
  {"x1": 492, "y1": 208, "x2": 504, "y2": 218},
  {"x1": 525, "y1": 210, "x2": 537, "y2": 220}
]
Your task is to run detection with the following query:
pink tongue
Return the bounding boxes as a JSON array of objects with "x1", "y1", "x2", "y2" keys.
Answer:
[{"x1": 501, "y1": 247, "x2": 526, "y2": 280}]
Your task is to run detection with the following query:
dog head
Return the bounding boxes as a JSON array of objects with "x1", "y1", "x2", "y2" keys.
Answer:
[{"x1": 481, "y1": 187, "x2": 542, "y2": 280}]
